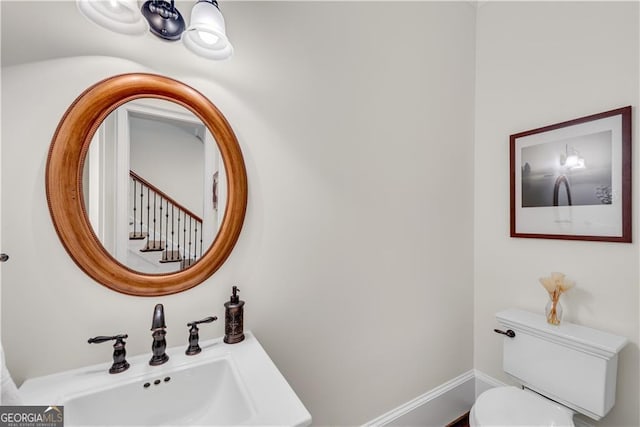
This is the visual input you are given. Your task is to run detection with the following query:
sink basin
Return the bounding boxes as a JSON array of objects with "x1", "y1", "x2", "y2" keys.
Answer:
[
  {"x1": 19, "y1": 332, "x2": 311, "y2": 426},
  {"x1": 64, "y1": 356, "x2": 251, "y2": 426}
]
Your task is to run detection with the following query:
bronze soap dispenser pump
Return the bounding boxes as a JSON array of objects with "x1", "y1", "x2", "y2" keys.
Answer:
[{"x1": 224, "y1": 286, "x2": 245, "y2": 344}]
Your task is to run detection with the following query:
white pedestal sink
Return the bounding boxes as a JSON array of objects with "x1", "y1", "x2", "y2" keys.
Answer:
[{"x1": 19, "y1": 332, "x2": 311, "y2": 426}]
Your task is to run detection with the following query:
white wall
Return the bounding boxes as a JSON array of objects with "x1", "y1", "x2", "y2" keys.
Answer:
[
  {"x1": 1, "y1": 2, "x2": 476, "y2": 425},
  {"x1": 474, "y1": 2, "x2": 639, "y2": 427},
  {"x1": 130, "y1": 115, "x2": 204, "y2": 216}
]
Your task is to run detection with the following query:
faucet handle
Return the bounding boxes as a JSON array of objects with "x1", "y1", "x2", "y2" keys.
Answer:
[
  {"x1": 88, "y1": 334, "x2": 130, "y2": 374},
  {"x1": 88, "y1": 334, "x2": 128, "y2": 344},
  {"x1": 186, "y1": 316, "x2": 218, "y2": 355},
  {"x1": 187, "y1": 316, "x2": 217, "y2": 327}
]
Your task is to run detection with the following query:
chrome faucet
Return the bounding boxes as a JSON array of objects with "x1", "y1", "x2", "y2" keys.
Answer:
[{"x1": 149, "y1": 304, "x2": 169, "y2": 366}]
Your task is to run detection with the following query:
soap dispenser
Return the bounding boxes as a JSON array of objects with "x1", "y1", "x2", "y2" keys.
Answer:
[{"x1": 224, "y1": 286, "x2": 245, "y2": 344}]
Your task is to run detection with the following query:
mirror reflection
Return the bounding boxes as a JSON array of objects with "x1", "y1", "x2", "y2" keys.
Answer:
[{"x1": 82, "y1": 99, "x2": 227, "y2": 274}]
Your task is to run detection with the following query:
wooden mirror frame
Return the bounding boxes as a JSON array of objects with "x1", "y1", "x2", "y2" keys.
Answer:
[{"x1": 46, "y1": 73, "x2": 247, "y2": 296}]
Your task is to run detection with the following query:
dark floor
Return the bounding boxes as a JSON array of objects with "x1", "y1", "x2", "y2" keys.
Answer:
[{"x1": 445, "y1": 411, "x2": 470, "y2": 427}]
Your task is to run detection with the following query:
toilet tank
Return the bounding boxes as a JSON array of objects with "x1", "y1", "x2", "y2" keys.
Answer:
[{"x1": 496, "y1": 309, "x2": 627, "y2": 420}]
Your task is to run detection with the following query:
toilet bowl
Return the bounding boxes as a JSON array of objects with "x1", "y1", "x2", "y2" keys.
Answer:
[
  {"x1": 469, "y1": 386, "x2": 574, "y2": 427},
  {"x1": 472, "y1": 309, "x2": 628, "y2": 426}
]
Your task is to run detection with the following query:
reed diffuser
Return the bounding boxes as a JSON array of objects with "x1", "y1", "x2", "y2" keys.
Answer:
[{"x1": 539, "y1": 272, "x2": 574, "y2": 325}]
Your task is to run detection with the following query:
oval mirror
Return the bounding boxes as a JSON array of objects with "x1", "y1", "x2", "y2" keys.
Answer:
[{"x1": 46, "y1": 73, "x2": 247, "y2": 296}]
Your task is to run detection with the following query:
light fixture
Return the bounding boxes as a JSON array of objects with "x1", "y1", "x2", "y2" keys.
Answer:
[
  {"x1": 77, "y1": 0, "x2": 147, "y2": 35},
  {"x1": 76, "y1": 0, "x2": 233, "y2": 60},
  {"x1": 183, "y1": 0, "x2": 233, "y2": 60}
]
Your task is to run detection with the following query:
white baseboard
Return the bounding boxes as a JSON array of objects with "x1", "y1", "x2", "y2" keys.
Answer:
[
  {"x1": 574, "y1": 418, "x2": 595, "y2": 427},
  {"x1": 364, "y1": 370, "x2": 594, "y2": 427},
  {"x1": 363, "y1": 370, "x2": 476, "y2": 427},
  {"x1": 473, "y1": 369, "x2": 506, "y2": 398}
]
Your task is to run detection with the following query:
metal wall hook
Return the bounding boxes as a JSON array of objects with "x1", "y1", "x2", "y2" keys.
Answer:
[
  {"x1": 0, "y1": 253, "x2": 9, "y2": 262},
  {"x1": 494, "y1": 328, "x2": 516, "y2": 338}
]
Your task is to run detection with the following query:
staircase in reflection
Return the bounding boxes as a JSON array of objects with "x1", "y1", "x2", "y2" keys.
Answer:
[{"x1": 129, "y1": 171, "x2": 202, "y2": 272}]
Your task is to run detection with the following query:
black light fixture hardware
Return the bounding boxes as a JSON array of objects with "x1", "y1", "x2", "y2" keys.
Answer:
[{"x1": 141, "y1": 0, "x2": 185, "y2": 41}]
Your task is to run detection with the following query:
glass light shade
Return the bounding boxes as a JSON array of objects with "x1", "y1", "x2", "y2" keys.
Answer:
[
  {"x1": 77, "y1": 0, "x2": 147, "y2": 35},
  {"x1": 183, "y1": 1, "x2": 233, "y2": 60}
]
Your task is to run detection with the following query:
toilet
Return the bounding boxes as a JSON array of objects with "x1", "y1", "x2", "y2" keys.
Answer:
[{"x1": 470, "y1": 308, "x2": 628, "y2": 427}]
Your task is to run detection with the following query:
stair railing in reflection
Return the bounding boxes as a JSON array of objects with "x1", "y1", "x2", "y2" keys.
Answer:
[{"x1": 129, "y1": 171, "x2": 203, "y2": 269}]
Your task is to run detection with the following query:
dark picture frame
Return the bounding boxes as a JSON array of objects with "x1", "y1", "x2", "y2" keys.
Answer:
[{"x1": 510, "y1": 106, "x2": 632, "y2": 242}]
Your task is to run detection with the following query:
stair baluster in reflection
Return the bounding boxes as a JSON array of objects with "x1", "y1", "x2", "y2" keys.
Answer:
[{"x1": 130, "y1": 171, "x2": 202, "y2": 270}]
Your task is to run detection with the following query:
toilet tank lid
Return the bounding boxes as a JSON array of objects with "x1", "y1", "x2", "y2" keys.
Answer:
[{"x1": 496, "y1": 309, "x2": 628, "y2": 359}]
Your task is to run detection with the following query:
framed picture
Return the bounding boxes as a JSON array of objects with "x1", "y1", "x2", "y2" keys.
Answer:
[{"x1": 510, "y1": 106, "x2": 632, "y2": 242}]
